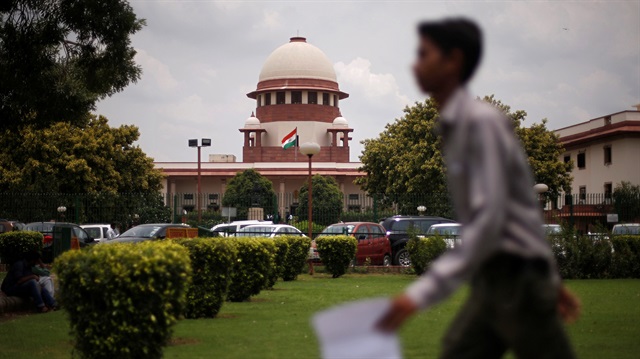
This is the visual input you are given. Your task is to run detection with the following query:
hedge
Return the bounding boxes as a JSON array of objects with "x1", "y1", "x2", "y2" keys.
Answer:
[
  {"x1": 280, "y1": 235, "x2": 312, "y2": 281},
  {"x1": 53, "y1": 242, "x2": 191, "y2": 359},
  {"x1": 611, "y1": 235, "x2": 640, "y2": 278},
  {"x1": 315, "y1": 235, "x2": 357, "y2": 278},
  {"x1": 227, "y1": 237, "x2": 276, "y2": 301},
  {"x1": 290, "y1": 220, "x2": 326, "y2": 237},
  {"x1": 406, "y1": 235, "x2": 447, "y2": 275},
  {"x1": 174, "y1": 238, "x2": 238, "y2": 318},
  {"x1": 0, "y1": 231, "x2": 43, "y2": 264}
]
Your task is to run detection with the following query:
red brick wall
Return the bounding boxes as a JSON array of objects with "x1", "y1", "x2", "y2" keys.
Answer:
[
  {"x1": 256, "y1": 104, "x2": 341, "y2": 123},
  {"x1": 243, "y1": 145, "x2": 350, "y2": 163}
]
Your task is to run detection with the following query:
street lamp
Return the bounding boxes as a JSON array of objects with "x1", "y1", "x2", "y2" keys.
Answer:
[
  {"x1": 299, "y1": 142, "x2": 321, "y2": 238},
  {"x1": 189, "y1": 138, "x2": 211, "y2": 223},
  {"x1": 534, "y1": 183, "x2": 549, "y2": 211},
  {"x1": 417, "y1": 205, "x2": 426, "y2": 215},
  {"x1": 57, "y1": 206, "x2": 67, "y2": 222}
]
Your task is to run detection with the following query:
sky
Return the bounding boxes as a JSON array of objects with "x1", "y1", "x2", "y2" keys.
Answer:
[{"x1": 95, "y1": 0, "x2": 640, "y2": 163}]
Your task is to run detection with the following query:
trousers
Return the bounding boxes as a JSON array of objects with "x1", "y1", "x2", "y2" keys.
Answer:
[
  {"x1": 5, "y1": 279, "x2": 56, "y2": 309},
  {"x1": 440, "y1": 253, "x2": 576, "y2": 359}
]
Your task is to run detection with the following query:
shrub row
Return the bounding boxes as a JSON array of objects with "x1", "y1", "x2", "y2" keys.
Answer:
[
  {"x1": 0, "y1": 230, "x2": 43, "y2": 264},
  {"x1": 53, "y1": 242, "x2": 191, "y2": 359},
  {"x1": 406, "y1": 235, "x2": 447, "y2": 275},
  {"x1": 227, "y1": 237, "x2": 276, "y2": 302},
  {"x1": 315, "y1": 235, "x2": 357, "y2": 278}
]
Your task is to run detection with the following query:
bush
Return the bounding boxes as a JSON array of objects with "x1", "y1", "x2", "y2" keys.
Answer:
[
  {"x1": 315, "y1": 235, "x2": 357, "y2": 278},
  {"x1": 268, "y1": 237, "x2": 289, "y2": 288},
  {"x1": 611, "y1": 235, "x2": 640, "y2": 278},
  {"x1": 406, "y1": 235, "x2": 447, "y2": 275},
  {"x1": 53, "y1": 241, "x2": 191, "y2": 359},
  {"x1": 227, "y1": 237, "x2": 276, "y2": 301},
  {"x1": 174, "y1": 238, "x2": 238, "y2": 318},
  {"x1": 547, "y1": 226, "x2": 616, "y2": 279},
  {"x1": 290, "y1": 221, "x2": 326, "y2": 237},
  {"x1": 0, "y1": 231, "x2": 43, "y2": 264},
  {"x1": 280, "y1": 235, "x2": 312, "y2": 281}
]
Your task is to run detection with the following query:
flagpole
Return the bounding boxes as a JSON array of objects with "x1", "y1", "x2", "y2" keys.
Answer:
[{"x1": 295, "y1": 134, "x2": 299, "y2": 162}]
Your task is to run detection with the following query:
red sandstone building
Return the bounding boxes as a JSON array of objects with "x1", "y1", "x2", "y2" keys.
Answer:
[{"x1": 157, "y1": 37, "x2": 366, "y2": 217}]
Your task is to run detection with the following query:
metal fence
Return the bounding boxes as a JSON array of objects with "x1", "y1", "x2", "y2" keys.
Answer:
[{"x1": 0, "y1": 192, "x2": 637, "y2": 233}]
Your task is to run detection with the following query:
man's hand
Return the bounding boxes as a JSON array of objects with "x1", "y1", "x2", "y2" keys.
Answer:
[
  {"x1": 557, "y1": 285, "x2": 581, "y2": 324},
  {"x1": 376, "y1": 294, "x2": 418, "y2": 332}
]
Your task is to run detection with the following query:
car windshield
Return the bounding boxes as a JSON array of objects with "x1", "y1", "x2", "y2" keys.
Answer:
[
  {"x1": 236, "y1": 226, "x2": 275, "y2": 237},
  {"x1": 426, "y1": 226, "x2": 460, "y2": 236},
  {"x1": 613, "y1": 225, "x2": 640, "y2": 235},
  {"x1": 320, "y1": 225, "x2": 356, "y2": 236},
  {"x1": 120, "y1": 225, "x2": 163, "y2": 238},
  {"x1": 543, "y1": 225, "x2": 562, "y2": 234},
  {"x1": 84, "y1": 228, "x2": 102, "y2": 238}
]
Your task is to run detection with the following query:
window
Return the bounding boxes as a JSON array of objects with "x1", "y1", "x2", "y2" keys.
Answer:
[
  {"x1": 604, "y1": 183, "x2": 612, "y2": 200},
  {"x1": 334, "y1": 95, "x2": 338, "y2": 107},
  {"x1": 604, "y1": 116, "x2": 611, "y2": 126},
  {"x1": 577, "y1": 152, "x2": 586, "y2": 169},
  {"x1": 291, "y1": 91, "x2": 302, "y2": 104},
  {"x1": 276, "y1": 92, "x2": 285, "y2": 104},
  {"x1": 348, "y1": 194, "x2": 360, "y2": 201},
  {"x1": 308, "y1": 91, "x2": 317, "y2": 104},
  {"x1": 347, "y1": 205, "x2": 361, "y2": 212},
  {"x1": 257, "y1": 95, "x2": 261, "y2": 107},
  {"x1": 579, "y1": 186, "x2": 586, "y2": 202},
  {"x1": 183, "y1": 194, "x2": 194, "y2": 200},
  {"x1": 208, "y1": 193, "x2": 219, "y2": 202},
  {"x1": 264, "y1": 93, "x2": 271, "y2": 106},
  {"x1": 563, "y1": 155, "x2": 570, "y2": 164},
  {"x1": 604, "y1": 146, "x2": 612, "y2": 165},
  {"x1": 323, "y1": 93, "x2": 330, "y2": 106}
]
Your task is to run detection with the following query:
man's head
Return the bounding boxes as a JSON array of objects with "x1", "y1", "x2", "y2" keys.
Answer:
[
  {"x1": 414, "y1": 18, "x2": 482, "y2": 93},
  {"x1": 24, "y1": 250, "x2": 41, "y2": 265}
]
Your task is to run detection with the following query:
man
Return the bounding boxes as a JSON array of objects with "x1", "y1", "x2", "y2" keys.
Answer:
[
  {"x1": 377, "y1": 18, "x2": 580, "y2": 358},
  {"x1": 1, "y1": 251, "x2": 57, "y2": 313},
  {"x1": 107, "y1": 223, "x2": 118, "y2": 240}
]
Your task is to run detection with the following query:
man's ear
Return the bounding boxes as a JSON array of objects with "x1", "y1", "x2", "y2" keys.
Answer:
[{"x1": 447, "y1": 48, "x2": 465, "y2": 82}]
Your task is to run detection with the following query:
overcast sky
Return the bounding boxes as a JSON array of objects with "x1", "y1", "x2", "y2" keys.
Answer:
[{"x1": 95, "y1": 0, "x2": 640, "y2": 163}]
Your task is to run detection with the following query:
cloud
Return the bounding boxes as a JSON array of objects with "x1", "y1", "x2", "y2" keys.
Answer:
[
  {"x1": 335, "y1": 57, "x2": 410, "y2": 107},
  {"x1": 134, "y1": 49, "x2": 179, "y2": 91}
]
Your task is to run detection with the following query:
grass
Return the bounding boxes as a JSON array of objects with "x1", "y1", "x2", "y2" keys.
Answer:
[{"x1": 0, "y1": 275, "x2": 639, "y2": 358}]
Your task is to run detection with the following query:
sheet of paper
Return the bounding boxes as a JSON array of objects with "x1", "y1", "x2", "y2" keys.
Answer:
[{"x1": 312, "y1": 297, "x2": 402, "y2": 359}]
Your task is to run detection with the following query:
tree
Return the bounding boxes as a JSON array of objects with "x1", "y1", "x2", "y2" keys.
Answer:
[
  {"x1": 297, "y1": 175, "x2": 344, "y2": 226},
  {"x1": 613, "y1": 181, "x2": 640, "y2": 222},
  {"x1": 0, "y1": 114, "x2": 163, "y2": 193},
  {"x1": 222, "y1": 169, "x2": 277, "y2": 220},
  {"x1": 357, "y1": 96, "x2": 573, "y2": 204},
  {"x1": 0, "y1": 0, "x2": 145, "y2": 130}
]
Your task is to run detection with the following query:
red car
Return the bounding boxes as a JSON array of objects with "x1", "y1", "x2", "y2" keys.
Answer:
[{"x1": 319, "y1": 222, "x2": 392, "y2": 266}]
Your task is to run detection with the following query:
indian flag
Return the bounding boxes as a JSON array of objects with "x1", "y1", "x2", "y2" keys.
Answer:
[{"x1": 281, "y1": 128, "x2": 297, "y2": 150}]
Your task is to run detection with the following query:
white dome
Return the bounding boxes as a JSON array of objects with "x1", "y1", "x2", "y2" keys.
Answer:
[
  {"x1": 258, "y1": 37, "x2": 337, "y2": 82},
  {"x1": 332, "y1": 117, "x2": 348, "y2": 127},
  {"x1": 245, "y1": 113, "x2": 261, "y2": 128}
]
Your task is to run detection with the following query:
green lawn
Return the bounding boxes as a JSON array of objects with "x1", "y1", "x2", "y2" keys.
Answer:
[{"x1": 1, "y1": 275, "x2": 639, "y2": 358}]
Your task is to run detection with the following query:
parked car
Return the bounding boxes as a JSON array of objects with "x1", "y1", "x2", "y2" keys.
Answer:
[
  {"x1": 0, "y1": 219, "x2": 24, "y2": 234},
  {"x1": 380, "y1": 216, "x2": 456, "y2": 266},
  {"x1": 235, "y1": 224, "x2": 304, "y2": 238},
  {"x1": 210, "y1": 220, "x2": 273, "y2": 237},
  {"x1": 81, "y1": 224, "x2": 113, "y2": 242},
  {"x1": 105, "y1": 223, "x2": 191, "y2": 244},
  {"x1": 424, "y1": 223, "x2": 462, "y2": 249},
  {"x1": 612, "y1": 223, "x2": 640, "y2": 235},
  {"x1": 24, "y1": 222, "x2": 95, "y2": 262},
  {"x1": 542, "y1": 224, "x2": 562, "y2": 236},
  {"x1": 318, "y1": 222, "x2": 392, "y2": 266}
]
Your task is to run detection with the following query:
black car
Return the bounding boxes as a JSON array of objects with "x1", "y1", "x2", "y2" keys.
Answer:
[
  {"x1": 104, "y1": 223, "x2": 190, "y2": 244},
  {"x1": 24, "y1": 222, "x2": 96, "y2": 262},
  {"x1": 380, "y1": 216, "x2": 455, "y2": 266}
]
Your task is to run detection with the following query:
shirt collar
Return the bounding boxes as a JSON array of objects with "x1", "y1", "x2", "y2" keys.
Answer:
[{"x1": 439, "y1": 87, "x2": 469, "y2": 124}]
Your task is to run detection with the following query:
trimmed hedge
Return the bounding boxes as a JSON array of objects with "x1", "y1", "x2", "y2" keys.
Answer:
[
  {"x1": 315, "y1": 235, "x2": 357, "y2": 278},
  {"x1": 0, "y1": 231, "x2": 43, "y2": 264},
  {"x1": 290, "y1": 220, "x2": 326, "y2": 236},
  {"x1": 280, "y1": 235, "x2": 312, "y2": 281},
  {"x1": 175, "y1": 238, "x2": 238, "y2": 318},
  {"x1": 270, "y1": 237, "x2": 290, "y2": 287},
  {"x1": 406, "y1": 235, "x2": 447, "y2": 275},
  {"x1": 227, "y1": 237, "x2": 276, "y2": 301},
  {"x1": 611, "y1": 235, "x2": 640, "y2": 278},
  {"x1": 53, "y1": 242, "x2": 191, "y2": 359}
]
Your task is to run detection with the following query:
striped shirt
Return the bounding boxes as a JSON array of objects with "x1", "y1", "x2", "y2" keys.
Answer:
[{"x1": 406, "y1": 88, "x2": 559, "y2": 309}]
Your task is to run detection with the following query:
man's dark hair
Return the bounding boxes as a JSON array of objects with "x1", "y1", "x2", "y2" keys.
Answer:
[
  {"x1": 24, "y1": 250, "x2": 41, "y2": 262},
  {"x1": 418, "y1": 18, "x2": 483, "y2": 84}
]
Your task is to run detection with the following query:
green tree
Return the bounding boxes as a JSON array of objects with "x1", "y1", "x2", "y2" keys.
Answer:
[
  {"x1": 613, "y1": 181, "x2": 640, "y2": 222},
  {"x1": 0, "y1": 0, "x2": 145, "y2": 130},
  {"x1": 297, "y1": 175, "x2": 343, "y2": 226},
  {"x1": 222, "y1": 169, "x2": 277, "y2": 220},
  {"x1": 357, "y1": 96, "x2": 572, "y2": 205},
  {"x1": 0, "y1": 114, "x2": 163, "y2": 193}
]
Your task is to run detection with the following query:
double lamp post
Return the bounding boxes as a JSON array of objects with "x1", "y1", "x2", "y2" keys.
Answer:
[
  {"x1": 299, "y1": 142, "x2": 320, "y2": 238},
  {"x1": 189, "y1": 138, "x2": 211, "y2": 223}
]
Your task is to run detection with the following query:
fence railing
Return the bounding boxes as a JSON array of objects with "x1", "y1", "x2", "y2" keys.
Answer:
[{"x1": 0, "y1": 192, "x2": 637, "y2": 232}]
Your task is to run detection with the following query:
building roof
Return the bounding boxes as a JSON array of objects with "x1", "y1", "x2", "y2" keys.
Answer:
[
  {"x1": 258, "y1": 37, "x2": 337, "y2": 83},
  {"x1": 554, "y1": 110, "x2": 640, "y2": 148}
]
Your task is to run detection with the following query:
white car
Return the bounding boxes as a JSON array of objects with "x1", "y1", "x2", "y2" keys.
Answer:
[
  {"x1": 235, "y1": 224, "x2": 304, "y2": 238},
  {"x1": 210, "y1": 220, "x2": 272, "y2": 237},
  {"x1": 612, "y1": 223, "x2": 640, "y2": 235},
  {"x1": 424, "y1": 223, "x2": 462, "y2": 249},
  {"x1": 81, "y1": 224, "x2": 114, "y2": 242}
]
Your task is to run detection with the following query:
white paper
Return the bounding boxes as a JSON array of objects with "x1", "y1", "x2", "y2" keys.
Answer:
[{"x1": 312, "y1": 298, "x2": 402, "y2": 359}]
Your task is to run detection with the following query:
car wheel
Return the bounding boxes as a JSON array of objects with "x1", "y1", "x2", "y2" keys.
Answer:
[
  {"x1": 395, "y1": 249, "x2": 411, "y2": 267},
  {"x1": 383, "y1": 254, "x2": 392, "y2": 267}
]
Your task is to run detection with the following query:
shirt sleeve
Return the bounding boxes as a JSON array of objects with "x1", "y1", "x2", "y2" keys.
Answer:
[{"x1": 405, "y1": 115, "x2": 511, "y2": 309}]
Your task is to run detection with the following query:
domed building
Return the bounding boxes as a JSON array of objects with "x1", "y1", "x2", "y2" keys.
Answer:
[{"x1": 157, "y1": 37, "x2": 366, "y2": 221}]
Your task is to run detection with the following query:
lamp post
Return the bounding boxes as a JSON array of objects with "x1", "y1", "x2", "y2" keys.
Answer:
[
  {"x1": 57, "y1": 206, "x2": 67, "y2": 222},
  {"x1": 299, "y1": 142, "x2": 321, "y2": 238},
  {"x1": 189, "y1": 138, "x2": 211, "y2": 223},
  {"x1": 417, "y1": 205, "x2": 426, "y2": 215},
  {"x1": 533, "y1": 183, "x2": 549, "y2": 212}
]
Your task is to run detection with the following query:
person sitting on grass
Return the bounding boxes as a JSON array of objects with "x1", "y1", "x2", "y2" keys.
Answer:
[{"x1": 1, "y1": 251, "x2": 57, "y2": 313}]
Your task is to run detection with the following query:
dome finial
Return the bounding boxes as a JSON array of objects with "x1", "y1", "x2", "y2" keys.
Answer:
[{"x1": 290, "y1": 36, "x2": 306, "y2": 43}]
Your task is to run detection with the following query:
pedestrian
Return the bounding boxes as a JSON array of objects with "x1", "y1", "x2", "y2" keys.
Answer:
[
  {"x1": 106, "y1": 222, "x2": 118, "y2": 240},
  {"x1": 1, "y1": 251, "x2": 57, "y2": 313},
  {"x1": 377, "y1": 18, "x2": 581, "y2": 358}
]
